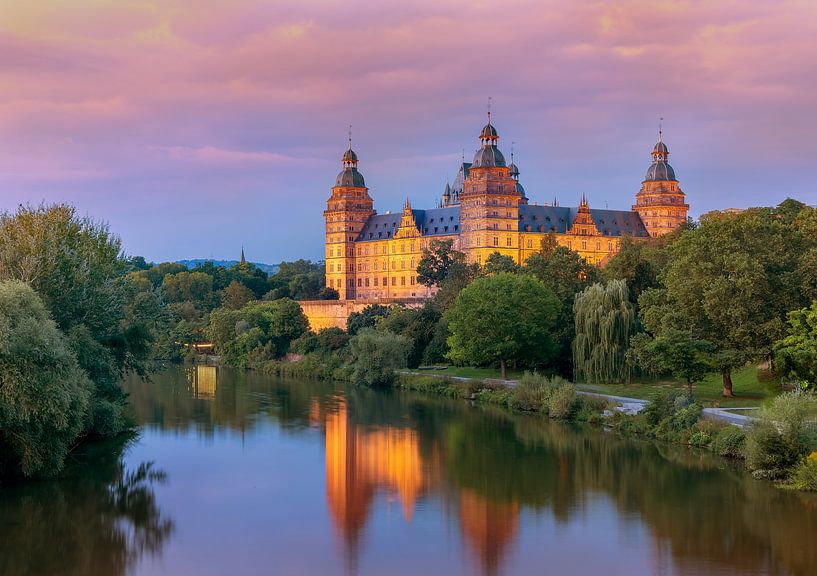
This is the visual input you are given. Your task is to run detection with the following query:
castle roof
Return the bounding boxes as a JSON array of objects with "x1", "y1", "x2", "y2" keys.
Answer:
[
  {"x1": 335, "y1": 167, "x2": 366, "y2": 187},
  {"x1": 355, "y1": 203, "x2": 648, "y2": 242}
]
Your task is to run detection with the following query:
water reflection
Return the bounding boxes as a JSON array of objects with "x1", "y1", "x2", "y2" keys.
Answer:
[
  {"x1": 121, "y1": 368, "x2": 817, "y2": 575},
  {"x1": 0, "y1": 436, "x2": 173, "y2": 576}
]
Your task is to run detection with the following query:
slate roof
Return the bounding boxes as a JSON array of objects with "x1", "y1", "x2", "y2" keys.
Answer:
[
  {"x1": 356, "y1": 204, "x2": 648, "y2": 241},
  {"x1": 335, "y1": 167, "x2": 365, "y2": 187},
  {"x1": 355, "y1": 207, "x2": 461, "y2": 242},
  {"x1": 644, "y1": 161, "x2": 677, "y2": 181}
]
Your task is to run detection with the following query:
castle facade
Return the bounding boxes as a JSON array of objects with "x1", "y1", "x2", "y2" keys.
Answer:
[{"x1": 324, "y1": 116, "x2": 688, "y2": 302}]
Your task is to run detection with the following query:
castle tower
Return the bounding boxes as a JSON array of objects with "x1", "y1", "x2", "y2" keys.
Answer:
[
  {"x1": 324, "y1": 135, "x2": 374, "y2": 300},
  {"x1": 459, "y1": 109, "x2": 521, "y2": 265},
  {"x1": 507, "y1": 146, "x2": 528, "y2": 206},
  {"x1": 633, "y1": 126, "x2": 689, "y2": 237}
]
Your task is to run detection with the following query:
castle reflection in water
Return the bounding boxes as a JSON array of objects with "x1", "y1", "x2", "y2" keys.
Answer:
[{"x1": 316, "y1": 398, "x2": 518, "y2": 574}]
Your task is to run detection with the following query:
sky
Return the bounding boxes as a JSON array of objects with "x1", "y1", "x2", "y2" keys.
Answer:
[{"x1": 1, "y1": 0, "x2": 816, "y2": 264}]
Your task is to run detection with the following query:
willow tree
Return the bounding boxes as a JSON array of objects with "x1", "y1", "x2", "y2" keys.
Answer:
[{"x1": 573, "y1": 280, "x2": 637, "y2": 383}]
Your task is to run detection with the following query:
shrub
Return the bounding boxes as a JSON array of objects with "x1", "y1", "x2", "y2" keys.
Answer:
[
  {"x1": 792, "y1": 452, "x2": 817, "y2": 491},
  {"x1": 349, "y1": 329, "x2": 410, "y2": 387},
  {"x1": 711, "y1": 425, "x2": 746, "y2": 458},
  {"x1": 745, "y1": 392, "x2": 817, "y2": 477},
  {"x1": 508, "y1": 372, "x2": 551, "y2": 412},
  {"x1": 547, "y1": 383, "x2": 578, "y2": 419},
  {"x1": 642, "y1": 389, "x2": 694, "y2": 427},
  {"x1": 574, "y1": 397, "x2": 609, "y2": 423},
  {"x1": 654, "y1": 403, "x2": 702, "y2": 442},
  {"x1": 688, "y1": 430, "x2": 713, "y2": 448}
]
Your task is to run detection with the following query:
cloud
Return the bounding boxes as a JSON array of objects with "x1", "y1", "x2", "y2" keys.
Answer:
[{"x1": 0, "y1": 0, "x2": 815, "y2": 262}]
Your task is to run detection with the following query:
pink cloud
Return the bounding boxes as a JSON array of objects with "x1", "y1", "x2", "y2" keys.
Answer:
[{"x1": 0, "y1": 0, "x2": 815, "y2": 262}]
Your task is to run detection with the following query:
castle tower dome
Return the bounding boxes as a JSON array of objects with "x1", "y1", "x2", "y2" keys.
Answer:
[
  {"x1": 633, "y1": 121, "x2": 689, "y2": 237},
  {"x1": 472, "y1": 106, "x2": 506, "y2": 168},
  {"x1": 508, "y1": 145, "x2": 527, "y2": 204},
  {"x1": 336, "y1": 126, "x2": 366, "y2": 187}
]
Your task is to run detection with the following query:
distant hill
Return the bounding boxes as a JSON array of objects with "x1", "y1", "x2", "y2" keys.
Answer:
[{"x1": 176, "y1": 259, "x2": 279, "y2": 275}]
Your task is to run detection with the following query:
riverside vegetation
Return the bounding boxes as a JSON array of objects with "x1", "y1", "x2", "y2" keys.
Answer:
[{"x1": 3, "y1": 199, "x2": 817, "y2": 491}]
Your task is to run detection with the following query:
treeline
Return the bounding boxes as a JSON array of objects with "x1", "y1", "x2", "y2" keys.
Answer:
[{"x1": 0, "y1": 203, "x2": 336, "y2": 482}]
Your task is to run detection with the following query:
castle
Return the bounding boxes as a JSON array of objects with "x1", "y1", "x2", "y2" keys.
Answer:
[{"x1": 323, "y1": 114, "x2": 688, "y2": 302}]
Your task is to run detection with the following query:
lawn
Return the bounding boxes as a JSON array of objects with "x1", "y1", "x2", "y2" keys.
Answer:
[
  {"x1": 407, "y1": 364, "x2": 782, "y2": 408},
  {"x1": 578, "y1": 365, "x2": 781, "y2": 408}
]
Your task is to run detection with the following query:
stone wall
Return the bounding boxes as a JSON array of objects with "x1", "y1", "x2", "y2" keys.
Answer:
[{"x1": 297, "y1": 299, "x2": 424, "y2": 332}]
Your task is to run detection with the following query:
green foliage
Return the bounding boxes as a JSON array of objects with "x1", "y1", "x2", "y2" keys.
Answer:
[
  {"x1": 642, "y1": 389, "x2": 695, "y2": 427},
  {"x1": 0, "y1": 281, "x2": 94, "y2": 479},
  {"x1": 417, "y1": 239, "x2": 464, "y2": 287},
  {"x1": 638, "y1": 203, "x2": 817, "y2": 395},
  {"x1": 775, "y1": 302, "x2": 817, "y2": 387},
  {"x1": 220, "y1": 280, "x2": 255, "y2": 310},
  {"x1": 0, "y1": 204, "x2": 153, "y2": 434},
  {"x1": 349, "y1": 329, "x2": 410, "y2": 386},
  {"x1": 573, "y1": 280, "x2": 637, "y2": 383},
  {"x1": 162, "y1": 271, "x2": 215, "y2": 305},
  {"x1": 602, "y1": 235, "x2": 671, "y2": 302},
  {"x1": 711, "y1": 425, "x2": 747, "y2": 458},
  {"x1": 346, "y1": 304, "x2": 390, "y2": 336},
  {"x1": 208, "y1": 299, "x2": 309, "y2": 366},
  {"x1": 445, "y1": 273, "x2": 559, "y2": 378},
  {"x1": 628, "y1": 329, "x2": 713, "y2": 392},
  {"x1": 654, "y1": 402, "x2": 702, "y2": 442},
  {"x1": 376, "y1": 304, "x2": 442, "y2": 368},
  {"x1": 266, "y1": 260, "x2": 326, "y2": 300},
  {"x1": 745, "y1": 392, "x2": 817, "y2": 477},
  {"x1": 547, "y1": 382, "x2": 578, "y2": 419},
  {"x1": 791, "y1": 453, "x2": 817, "y2": 491},
  {"x1": 524, "y1": 233, "x2": 600, "y2": 376},
  {"x1": 483, "y1": 252, "x2": 519, "y2": 275}
]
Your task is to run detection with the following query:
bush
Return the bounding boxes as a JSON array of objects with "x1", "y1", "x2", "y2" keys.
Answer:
[
  {"x1": 688, "y1": 430, "x2": 713, "y2": 448},
  {"x1": 642, "y1": 389, "x2": 694, "y2": 427},
  {"x1": 508, "y1": 372, "x2": 551, "y2": 412},
  {"x1": 711, "y1": 425, "x2": 746, "y2": 458},
  {"x1": 745, "y1": 392, "x2": 817, "y2": 477},
  {"x1": 792, "y1": 452, "x2": 817, "y2": 490},
  {"x1": 547, "y1": 383, "x2": 578, "y2": 419},
  {"x1": 574, "y1": 397, "x2": 609, "y2": 423},
  {"x1": 0, "y1": 281, "x2": 94, "y2": 479},
  {"x1": 654, "y1": 403, "x2": 702, "y2": 442},
  {"x1": 349, "y1": 329, "x2": 411, "y2": 386}
]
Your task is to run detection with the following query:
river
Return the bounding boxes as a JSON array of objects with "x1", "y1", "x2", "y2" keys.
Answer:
[{"x1": 2, "y1": 365, "x2": 817, "y2": 576}]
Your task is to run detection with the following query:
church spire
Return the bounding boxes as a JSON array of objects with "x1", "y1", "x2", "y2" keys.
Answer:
[{"x1": 240, "y1": 246, "x2": 246, "y2": 264}]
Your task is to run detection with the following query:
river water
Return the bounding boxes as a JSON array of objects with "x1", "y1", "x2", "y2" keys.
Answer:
[{"x1": 2, "y1": 365, "x2": 817, "y2": 576}]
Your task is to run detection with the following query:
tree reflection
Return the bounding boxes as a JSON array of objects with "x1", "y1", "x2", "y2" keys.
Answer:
[{"x1": 0, "y1": 436, "x2": 174, "y2": 576}]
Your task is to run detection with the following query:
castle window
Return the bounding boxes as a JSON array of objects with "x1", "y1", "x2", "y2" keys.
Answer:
[
  {"x1": 357, "y1": 278, "x2": 362, "y2": 287},
  {"x1": 374, "y1": 277, "x2": 378, "y2": 286},
  {"x1": 392, "y1": 245, "x2": 396, "y2": 253},
  {"x1": 392, "y1": 261, "x2": 396, "y2": 270},
  {"x1": 450, "y1": 216, "x2": 454, "y2": 221},
  {"x1": 357, "y1": 263, "x2": 362, "y2": 271},
  {"x1": 444, "y1": 226, "x2": 448, "y2": 232},
  {"x1": 493, "y1": 237, "x2": 499, "y2": 246},
  {"x1": 527, "y1": 240, "x2": 532, "y2": 248},
  {"x1": 365, "y1": 247, "x2": 369, "y2": 255},
  {"x1": 596, "y1": 241, "x2": 600, "y2": 251},
  {"x1": 383, "y1": 276, "x2": 387, "y2": 286},
  {"x1": 374, "y1": 261, "x2": 378, "y2": 271},
  {"x1": 401, "y1": 276, "x2": 406, "y2": 286},
  {"x1": 582, "y1": 241, "x2": 587, "y2": 250},
  {"x1": 387, "y1": 232, "x2": 392, "y2": 238},
  {"x1": 454, "y1": 225, "x2": 459, "y2": 231},
  {"x1": 357, "y1": 248, "x2": 361, "y2": 256},
  {"x1": 608, "y1": 242, "x2": 613, "y2": 251},
  {"x1": 410, "y1": 276, "x2": 415, "y2": 285},
  {"x1": 365, "y1": 277, "x2": 369, "y2": 287},
  {"x1": 434, "y1": 227, "x2": 438, "y2": 233},
  {"x1": 401, "y1": 260, "x2": 406, "y2": 269}
]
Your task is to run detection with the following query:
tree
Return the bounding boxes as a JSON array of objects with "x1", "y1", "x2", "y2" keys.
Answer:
[
  {"x1": 349, "y1": 328, "x2": 410, "y2": 386},
  {"x1": 629, "y1": 330, "x2": 713, "y2": 394},
  {"x1": 445, "y1": 273, "x2": 559, "y2": 379},
  {"x1": 346, "y1": 304, "x2": 390, "y2": 335},
  {"x1": 220, "y1": 280, "x2": 255, "y2": 310},
  {"x1": 0, "y1": 281, "x2": 94, "y2": 479},
  {"x1": 775, "y1": 302, "x2": 817, "y2": 387},
  {"x1": 417, "y1": 239, "x2": 465, "y2": 287},
  {"x1": 377, "y1": 303, "x2": 442, "y2": 368},
  {"x1": 641, "y1": 205, "x2": 809, "y2": 396},
  {"x1": 573, "y1": 281, "x2": 638, "y2": 384},
  {"x1": 483, "y1": 252, "x2": 519, "y2": 275},
  {"x1": 0, "y1": 204, "x2": 154, "y2": 433},
  {"x1": 208, "y1": 299, "x2": 309, "y2": 366},
  {"x1": 602, "y1": 235, "x2": 670, "y2": 302},
  {"x1": 524, "y1": 234, "x2": 600, "y2": 376},
  {"x1": 162, "y1": 271, "x2": 215, "y2": 305}
]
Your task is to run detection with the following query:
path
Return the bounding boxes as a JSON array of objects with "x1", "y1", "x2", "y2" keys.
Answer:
[{"x1": 400, "y1": 371, "x2": 755, "y2": 427}]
